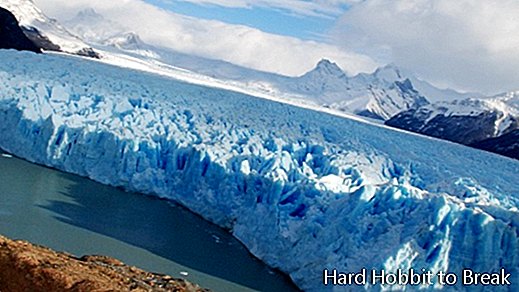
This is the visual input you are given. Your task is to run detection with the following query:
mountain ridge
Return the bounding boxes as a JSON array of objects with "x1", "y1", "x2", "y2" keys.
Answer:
[
  {"x1": 5, "y1": 2, "x2": 516, "y2": 160},
  {"x1": 0, "y1": 6, "x2": 41, "y2": 53},
  {"x1": 386, "y1": 92, "x2": 519, "y2": 159},
  {"x1": 0, "y1": 0, "x2": 99, "y2": 57},
  {"x1": 62, "y1": 7, "x2": 471, "y2": 120}
]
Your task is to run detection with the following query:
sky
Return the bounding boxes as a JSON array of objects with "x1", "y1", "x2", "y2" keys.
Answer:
[
  {"x1": 34, "y1": 0, "x2": 519, "y2": 95},
  {"x1": 144, "y1": 0, "x2": 345, "y2": 41}
]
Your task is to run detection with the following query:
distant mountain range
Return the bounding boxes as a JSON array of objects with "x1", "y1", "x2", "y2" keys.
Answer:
[
  {"x1": 1, "y1": 0, "x2": 517, "y2": 160},
  {"x1": 62, "y1": 7, "x2": 472, "y2": 120},
  {"x1": 387, "y1": 92, "x2": 519, "y2": 159}
]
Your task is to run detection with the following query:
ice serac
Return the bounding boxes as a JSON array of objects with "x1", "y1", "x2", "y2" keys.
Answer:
[{"x1": 0, "y1": 51, "x2": 518, "y2": 291}]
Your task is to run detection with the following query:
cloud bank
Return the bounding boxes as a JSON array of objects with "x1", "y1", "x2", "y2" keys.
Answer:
[
  {"x1": 34, "y1": 0, "x2": 377, "y2": 77},
  {"x1": 334, "y1": 0, "x2": 519, "y2": 94},
  {"x1": 34, "y1": 0, "x2": 519, "y2": 93}
]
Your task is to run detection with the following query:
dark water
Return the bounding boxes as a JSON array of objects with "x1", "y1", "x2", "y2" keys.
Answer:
[{"x1": 0, "y1": 152, "x2": 299, "y2": 292}]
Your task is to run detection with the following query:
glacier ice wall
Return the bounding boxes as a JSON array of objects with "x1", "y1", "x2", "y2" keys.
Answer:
[{"x1": 0, "y1": 51, "x2": 518, "y2": 291}]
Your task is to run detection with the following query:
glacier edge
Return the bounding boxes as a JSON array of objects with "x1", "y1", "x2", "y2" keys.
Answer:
[{"x1": 0, "y1": 51, "x2": 518, "y2": 291}]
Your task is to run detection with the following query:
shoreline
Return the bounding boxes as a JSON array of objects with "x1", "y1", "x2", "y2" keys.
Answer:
[{"x1": 0, "y1": 234, "x2": 210, "y2": 292}]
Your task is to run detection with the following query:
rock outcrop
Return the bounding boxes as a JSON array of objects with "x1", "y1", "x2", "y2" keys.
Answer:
[
  {"x1": 0, "y1": 235, "x2": 209, "y2": 292},
  {"x1": 0, "y1": 6, "x2": 41, "y2": 53},
  {"x1": 0, "y1": 1, "x2": 100, "y2": 58},
  {"x1": 386, "y1": 96, "x2": 519, "y2": 160}
]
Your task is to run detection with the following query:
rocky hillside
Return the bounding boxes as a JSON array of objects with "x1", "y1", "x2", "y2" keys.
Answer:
[
  {"x1": 0, "y1": 6, "x2": 40, "y2": 53},
  {"x1": 0, "y1": 235, "x2": 209, "y2": 292},
  {"x1": 386, "y1": 94, "x2": 519, "y2": 159},
  {"x1": 471, "y1": 129, "x2": 519, "y2": 160},
  {"x1": 0, "y1": 0, "x2": 99, "y2": 58}
]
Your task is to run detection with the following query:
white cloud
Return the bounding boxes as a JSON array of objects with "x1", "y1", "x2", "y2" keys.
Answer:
[
  {"x1": 332, "y1": 0, "x2": 519, "y2": 94},
  {"x1": 171, "y1": 0, "x2": 358, "y2": 18},
  {"x1": 33, "y1": 0, "x2": 377, "y2": 77}
]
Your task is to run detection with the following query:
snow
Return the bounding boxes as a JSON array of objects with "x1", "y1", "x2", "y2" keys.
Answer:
[
  {"x1": 0, "y1": 50, "x2": 518, "y2": 291},
  {"x1": 63, "y1": 8, "x2": 126, "y2": 44},
  {"x1": 1, "y1": 1, "x2": 477, "y2": 122},
  {"x1": 60, "y1": 8, "x2": 475, "y2": 120},
  {"x1": 0, "y1": 0, "x2": 94, "y2": 55},
  {"x1": 413, "y1": 95, "x2": 519, "y2": 136},
  {"x1": 374, "y1": 64, "x2": 480, "y2": 103}
]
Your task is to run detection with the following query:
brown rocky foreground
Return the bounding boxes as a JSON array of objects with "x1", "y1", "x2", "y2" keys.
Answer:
[{"x1": 0, "y1": 235, "x2": 210, "y2": 292}]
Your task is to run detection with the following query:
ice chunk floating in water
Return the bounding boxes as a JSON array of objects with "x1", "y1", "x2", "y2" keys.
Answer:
[{"x1": 0, "y1": 51, "x2": 518, "y2": 291}]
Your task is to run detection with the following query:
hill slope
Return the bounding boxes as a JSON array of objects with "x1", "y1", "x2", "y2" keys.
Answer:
[
  {"x1": 0, "y1": 6, "x2": 40, "y2": 53},
  {"x1": 386, "y1": 92, "x2": 519, "y2": 159},
  {"x1": 0, "y1": 0, "x2": 98, "y2": 57},
  {"x1": 471, "y1": 129, "x2": 519, "y2": 159}
]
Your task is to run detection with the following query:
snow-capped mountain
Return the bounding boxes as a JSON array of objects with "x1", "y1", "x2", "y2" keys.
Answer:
[
  {"x1": 63, "y1": 8, "x2": 160, "y2": 59},
  {"x1": 103, "y1": 32, "x2": 144, "y2": 51},
  {"x1": 101, "y1": 32, "x2": 160, "y2": 58},
  {"x1": 1, "y1": 2, "x2": 478, "y2": 121},
  {"x1": 286, "y1": 62, "x2": 431, "y2": 120},
  {"x1": 0, "y1": 0, "x2": 98, "y2": 57},
  {"x1": 62, "y1": 8, "x2": 475, "y2": 120},
  {"x1": 0, "y1": 6, "x2": 40, "y2": 53},
  {"x1": 63, "y1": 8, "x2": 124, "y2": 44},
  {"x1": 2, "y1": 2, "x2": 519, "y2": 291},
  {"x1": 5, "y1": 2, "x2": 514, "y2": 154},
  {"x1": 386, "y1": 91, "x2": 519, "y2": 158},
  {"x1": 1, "y1": 50, "x2": 518, "y2": 291},
  {"x1": 294, "y1": 59, "x2": 348, "y2": 93}
]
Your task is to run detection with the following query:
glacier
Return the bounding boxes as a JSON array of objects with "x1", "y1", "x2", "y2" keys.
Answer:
[
  {"x1": 0, "y1": 50, "x2": 518, "y2": 291},
  {"x1": 2, "y1": 0, "x2": 473, "y2": 122}
]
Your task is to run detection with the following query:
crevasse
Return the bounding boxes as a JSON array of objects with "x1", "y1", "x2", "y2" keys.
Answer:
[{"x1": 0, "y1": 51, "x2": 518, "y2": 291}]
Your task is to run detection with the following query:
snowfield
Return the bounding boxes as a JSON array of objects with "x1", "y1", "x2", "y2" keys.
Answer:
[
  {"x1": 1, "y1": 50, "x2": 518, "y2": 291},
  {"x1": 2, "y1": 0, "x2": 472, "y2": 122}
]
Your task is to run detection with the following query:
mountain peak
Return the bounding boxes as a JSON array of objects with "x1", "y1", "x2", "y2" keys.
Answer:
[
  {"x1": 104, "y1": 32, "x2": 145, "y2": 50},
  {"x1": 315, "y1": 59, "x2": 343, "y2": 74},
  {"x1": 374, "y1": 63, "x2": 404, "y2": 81},
  {"x1": 75, "y1": 8, "x2": 104, "y2": 20},
  {"x1": 302, "y1": 59, "x2": 346, "y2": 79},
  {"x1": 121, "y1": 32, "x2": 141, "y2": 43},
  {"x1": 316, "y1": 58, "x2": 335, "y2": 67}
]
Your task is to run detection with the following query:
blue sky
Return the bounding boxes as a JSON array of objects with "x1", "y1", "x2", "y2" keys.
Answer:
[
  {"x1": 144, "y1": 0, "x2": 345, "y2": 41},
  {"x1": 36, "y1": 0, "x2": 519, "y2": 93}
]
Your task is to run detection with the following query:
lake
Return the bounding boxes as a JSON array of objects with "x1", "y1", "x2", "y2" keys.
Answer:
[{"x1": 0, "y1": 151, "x2": 299, "y2": 292}]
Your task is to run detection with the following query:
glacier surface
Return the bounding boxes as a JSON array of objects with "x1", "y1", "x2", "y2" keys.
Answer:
[{"x1": 0, "y1": 50, "x2": 518, "y2": 291}]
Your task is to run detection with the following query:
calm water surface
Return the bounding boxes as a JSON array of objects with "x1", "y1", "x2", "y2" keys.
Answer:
[{"x1": 0, "y1": 152, "x2": 299, "y2": 292}]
